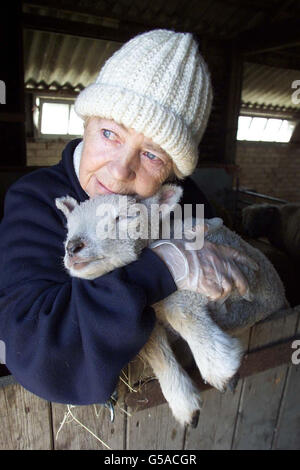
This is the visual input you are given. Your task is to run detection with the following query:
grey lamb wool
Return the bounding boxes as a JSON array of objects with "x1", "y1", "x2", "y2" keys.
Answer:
[{"x1": 55, "y1": 186, "x2": 288, "y2": 427}]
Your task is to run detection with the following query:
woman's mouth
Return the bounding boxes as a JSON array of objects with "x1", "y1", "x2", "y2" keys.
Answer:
[{"x1": 95, "y1": 178, "x2": 116, "y2": 194}]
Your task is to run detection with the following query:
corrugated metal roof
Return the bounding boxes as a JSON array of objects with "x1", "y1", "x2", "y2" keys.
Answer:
[
  {"x1": 24, "y1": 29, "x2": 122, "y2": 91},
  {"x1": 24, "y1": 30, "x2": 300, "y2": 114},
  {"x1": 242, "y1": 62, "x2": 300, "y2": 112},
  {"x1": 22, "y1": 1, "x2": 300, "y2": 114}
]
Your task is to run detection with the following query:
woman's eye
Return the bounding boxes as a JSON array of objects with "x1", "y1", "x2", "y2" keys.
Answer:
[
  {"x1": 144, "y1": 151, "x2": 160, "y2": 162},
  {"x1": 102, "y1": 129, "x2": 115, "y2": 140}
]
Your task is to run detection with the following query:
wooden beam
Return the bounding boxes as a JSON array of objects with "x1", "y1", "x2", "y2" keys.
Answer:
[
  {"x1": 24, "y1": 0, "x2": 132, "y2": 22},
  {"x1": 240, "y1": 104, "x2": 300, "y2": 119},
  {"x1": 245, "y1": 52, "x2": 300, "y2": 72},
  {"x1": 25, "y1": 87, "x2": 80, "y2": 97},
  {"x1": 24, "y1": 0, "x2": 275, "y2": 16},
  {"x1": 213, "y1": 0, "x2": 276, "y2": 11},
  {"x1": 125, "y1": 334, "x2": 300, "y2": 411},
  {"x1": 239, "y1": 18, "x2": 300, "y2": 55},
  {"x1": 23, "y1": 12, "x2": 146, "y2": 43},
  {"x1": 0, "y1": 113, "x2": 25, "y2": 123}
]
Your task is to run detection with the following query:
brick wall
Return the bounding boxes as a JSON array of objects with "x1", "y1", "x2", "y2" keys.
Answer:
[
  {"x1": 26, "y1": 140, "x2": 300, "y2": 203},
  {"x1": 26, "y1": 139, "x2": 69, "y2": 166},
  {"x1": 236, "y1": 142, "x2": 300, "y2": 202}
]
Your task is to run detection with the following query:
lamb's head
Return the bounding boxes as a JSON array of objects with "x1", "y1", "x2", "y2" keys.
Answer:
[{"x1": 55, "y1": 184, "x2": 183, "y2": 280}]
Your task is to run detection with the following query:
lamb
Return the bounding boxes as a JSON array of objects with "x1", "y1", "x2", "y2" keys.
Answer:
[
  {"x1": 55, "y1": 184, "x2": 288, "y2": 427},
  {"x1": 242, "y1": 203, "x2": 300, "y2": 260}
]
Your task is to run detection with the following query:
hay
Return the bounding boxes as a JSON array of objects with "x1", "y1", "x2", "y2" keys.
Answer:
[
  {"x1": 55, "y1": 404, "x2": 112, "y2": 449},
  {"x1": 55, "y1": 370, "x2": 138, "y2": 449}
]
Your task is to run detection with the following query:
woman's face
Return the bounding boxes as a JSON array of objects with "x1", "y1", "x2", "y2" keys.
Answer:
[{"x1": 79, "y1": 117, "x2": 173, "y2": 198}]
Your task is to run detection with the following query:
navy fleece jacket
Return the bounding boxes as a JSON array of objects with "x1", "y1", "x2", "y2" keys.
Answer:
[
  {"x1": 0, "y1": 138, "x2": 178, "y2": 405},
  {"x1": 0, "y1": 139, "x2": 213, "y2": 405}
]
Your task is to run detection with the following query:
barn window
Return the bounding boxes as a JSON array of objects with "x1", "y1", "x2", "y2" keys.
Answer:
[
  {"x1": 33, "y1": 97, "x2": 84, "y2": 138},
  {"x1": 237, "y1": 116, "x2": 296, "y2": 143}
]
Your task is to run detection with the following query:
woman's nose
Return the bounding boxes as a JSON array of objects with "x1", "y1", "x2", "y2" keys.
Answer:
[{"x1": 108, "y1": 148, "x2": 138, "y2": 181}]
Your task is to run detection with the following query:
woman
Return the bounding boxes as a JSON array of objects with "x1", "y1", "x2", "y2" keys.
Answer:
[{"x1": 0, "y1": 30, "x2": 254, "y2": 405}]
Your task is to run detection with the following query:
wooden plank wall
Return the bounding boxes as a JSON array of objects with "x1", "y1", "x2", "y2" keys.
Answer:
[{"x1": 0, "y1": 307, "x2": 299, "y2": 450}]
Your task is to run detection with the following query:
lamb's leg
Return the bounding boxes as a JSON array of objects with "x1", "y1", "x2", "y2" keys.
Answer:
[
  {"x1": 161, "y1": 306, "x2": 243, "y2": 392},
  {"x1": 139, "y1": 322, "x2": 202, "y2": 427}
]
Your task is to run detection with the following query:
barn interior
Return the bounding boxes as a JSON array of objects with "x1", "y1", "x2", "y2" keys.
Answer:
[
  {"x1": 0, "y1": 0, "x2": 299, "y2": 450},
  {"x1": 1, "y1": 0, "x2": 300, "y2": 300}
]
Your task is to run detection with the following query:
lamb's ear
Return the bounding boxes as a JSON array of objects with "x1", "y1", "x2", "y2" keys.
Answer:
[
  {"x1": 156, "y1": 184, "x2": 183, "y2": 219},
  {"x1": 158, "y1": 184, "x2": 183, "y2": 205},
  {"x1": 55, "y1": 196, "x2": 78, "y2": 218},
  {"x1": 136, "y1": 184, "x2": 183, "y2": 218}
]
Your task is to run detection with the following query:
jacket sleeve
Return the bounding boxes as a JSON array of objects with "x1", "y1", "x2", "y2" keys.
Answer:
[{"x1": 0, "y1": 180, "x2": 176, "y2": 405}]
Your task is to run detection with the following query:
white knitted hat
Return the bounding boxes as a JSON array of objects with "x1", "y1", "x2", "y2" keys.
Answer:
[{"x1": 74, "y1": 29, "x2": 213, "y2": 177}]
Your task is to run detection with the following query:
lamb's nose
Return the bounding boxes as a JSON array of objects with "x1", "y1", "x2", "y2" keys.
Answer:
[{"x1": 67, "y1": 238, "x2": 85, "y2": 256}]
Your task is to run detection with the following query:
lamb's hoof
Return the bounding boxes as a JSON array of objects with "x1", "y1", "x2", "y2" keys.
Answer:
[
  {"x1": 190, "y1": 410, "x2": 200, "y2": 429},
  {"x1": 104, "y1": 389, "x2": 118, "y2": 423},
  {"x1": 104, "y1": 399, "x2": 115, "y2": 422},
  {"x1": 227, "y1": 372, "x2": 240, "y2": 394}
]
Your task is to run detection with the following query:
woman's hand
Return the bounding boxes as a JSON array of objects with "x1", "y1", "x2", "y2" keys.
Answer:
[{"x1": 151, "y1": 230, "x2": 259, "y2": 302}]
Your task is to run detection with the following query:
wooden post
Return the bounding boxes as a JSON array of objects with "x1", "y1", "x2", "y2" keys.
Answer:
[
  {"x1": 223, "y1": 40, "x2": 244, "y2": 165},
  {"x1": 196, "y1": 38, "x2": 243, "y2": 165},
  {"x1": 0, "y1": 2, "x2": 26, "y2": 167}
]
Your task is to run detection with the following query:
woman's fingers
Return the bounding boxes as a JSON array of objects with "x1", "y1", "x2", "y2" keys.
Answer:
[
  {"x1": 202, "y1": 280, "x2": 224, "y2": 300},
  {"x1": 219, "y1": 276, "x2": 232, "y2": 301},
  {"x1": 151, "y1": 237, "x2": 258, "y2": 302},
  {"x1": 227, "y1": 261, "x2": 253, "y2": 301},
  {"x1": 221, "y1": 245, "x2": 259, "y2": 272},
  {"x1": 200, "y1": 244, "x2": 254, "y2": 301}
]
